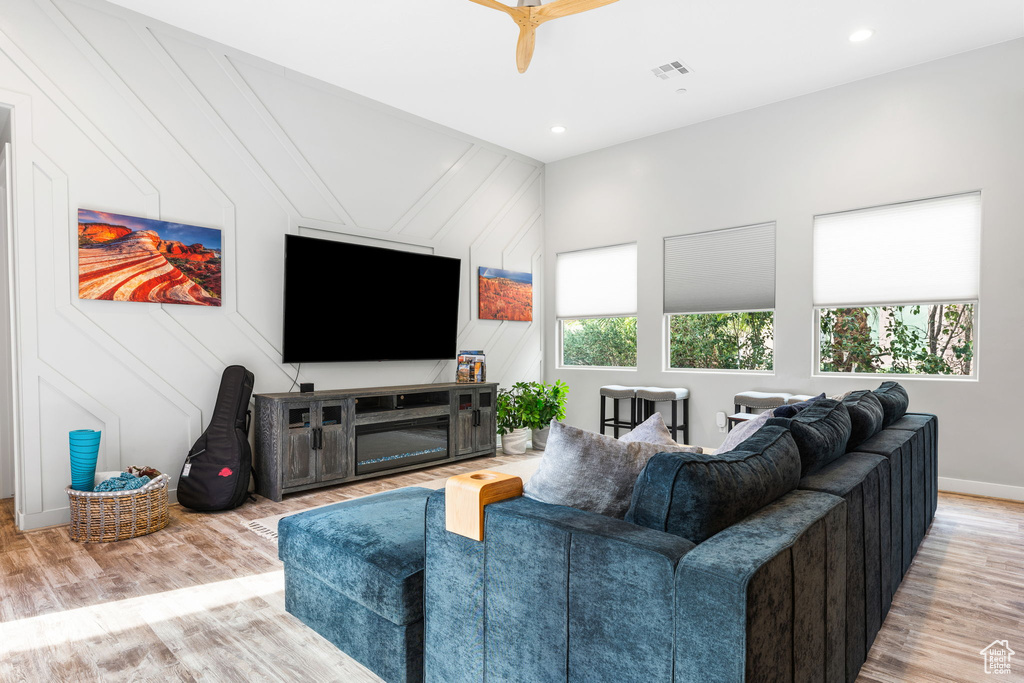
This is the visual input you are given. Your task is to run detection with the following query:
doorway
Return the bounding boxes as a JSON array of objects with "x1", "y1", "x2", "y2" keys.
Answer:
[{"x1": 0, "y1": 105, "x2": 14, "y2": 501}]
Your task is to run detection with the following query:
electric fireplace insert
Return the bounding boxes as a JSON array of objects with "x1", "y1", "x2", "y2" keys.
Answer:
[{"x1": 355, "y1": 416, "x2": 449, "y2": 476}]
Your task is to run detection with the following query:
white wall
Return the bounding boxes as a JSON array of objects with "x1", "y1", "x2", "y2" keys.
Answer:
[
  {"x1": 1, "y1": 0, "x2": 543, "y2": 529},
  {"x1": 545, "y1": 40, "x2": 1024, "y2": 499}
]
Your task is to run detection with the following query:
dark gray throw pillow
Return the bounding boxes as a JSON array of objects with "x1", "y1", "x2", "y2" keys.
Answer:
[
  {"x1": 842, "y1": 390, "x2": 884, "y2": 449},
  {"x1": 523, "y1": 421, "x2": 690, "y2": 519},
  {"x1": 772, "y1": 393, "x2": 825, "y2": 419},
  {"x1": 625, "y1": 425, "x2": 801, "y2": 543},
  {"x1": 873, "y1": 381, "x2": 909, "y2": 427},
  {"x1": 768, "y1": 399, "x2": 851, "y2": 476}
]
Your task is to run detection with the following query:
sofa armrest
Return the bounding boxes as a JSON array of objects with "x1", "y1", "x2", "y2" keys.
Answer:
[
  {"x1": 675, "y1": 489, "x2": 848, "y2": 683},
  {"x1": 424, "y1": 490, "x2": 694, "y2": 683}
]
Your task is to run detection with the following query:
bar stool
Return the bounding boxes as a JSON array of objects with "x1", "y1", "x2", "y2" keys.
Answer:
[
  {"x1": 636, "y1": 387, "x2": 690, "y2": 444},
  {"x1": 733, "y1": 391, "x2": 792, "y2": 414},
  {"x1": 599, "y1": 385, "x2": 639, "y2": 437},
  {"x1": 729, "y1": 391, "x2": 792, "y2": 432}
]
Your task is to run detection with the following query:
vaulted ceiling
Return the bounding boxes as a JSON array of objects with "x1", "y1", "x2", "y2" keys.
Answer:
[{"x1": 107, "y1": 0, "x2": 1024, "y2": 162}]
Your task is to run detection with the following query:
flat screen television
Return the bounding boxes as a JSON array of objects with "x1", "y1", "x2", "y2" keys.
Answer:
[{"x1": 282, "y1": 235, "x2": 461, "y2": 363}]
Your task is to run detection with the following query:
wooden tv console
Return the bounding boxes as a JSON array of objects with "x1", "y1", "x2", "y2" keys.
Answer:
[{"x1": 254, "y1": 382, "x2": 497, "y2": 502}]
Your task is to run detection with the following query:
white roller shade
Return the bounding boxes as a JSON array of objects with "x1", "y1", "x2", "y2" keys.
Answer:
[
  {"x1": 664, "y1": 223, "x2": 776, "y2": 314},
  {"x1": 813, "y1": 192, "x2": 981, "y2": 306},
  {"x1": 556, "y1": 243, "x2": 637, "y2": 318}
]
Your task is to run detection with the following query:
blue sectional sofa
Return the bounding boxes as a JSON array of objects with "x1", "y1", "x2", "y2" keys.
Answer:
[{"x1": 279, "y1": 383, "x2": 938, "y2": 683}]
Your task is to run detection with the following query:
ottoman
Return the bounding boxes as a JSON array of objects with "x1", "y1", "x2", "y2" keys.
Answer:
[{"x1": 279, "y1": 487, "x2": 432, "y2": 683}]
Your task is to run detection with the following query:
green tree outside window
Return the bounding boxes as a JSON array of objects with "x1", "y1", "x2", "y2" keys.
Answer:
[
  {"x1": 561, "y1": 317, "x2": 637, "y2": 367},
  {"x1": 668, "y1": 312, "x2": 774, "y2": 371},
  {"x1": 819, "y1": 303, "x2": 974, "y2": 376}
]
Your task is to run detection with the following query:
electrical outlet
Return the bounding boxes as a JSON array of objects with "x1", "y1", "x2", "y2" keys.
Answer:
[{"x1": 716, "y1": 411, "x2": 727, "y2": 432}]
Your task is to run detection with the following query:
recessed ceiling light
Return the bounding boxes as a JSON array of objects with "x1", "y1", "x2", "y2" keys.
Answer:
[
  {"x1": 849, "y1": 28, "x2": 875, "y2": 43},
  {"x1": 550, "y1": 125, "x2": 567, "y2": 134},
  {"x1": 675, "y1": 88, "x2": 687, "y2": 95}
]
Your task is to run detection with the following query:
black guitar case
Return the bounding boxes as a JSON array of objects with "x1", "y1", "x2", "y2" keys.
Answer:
[{"x1": 177, "y1": 365, "x2": 255, "y2": 511}]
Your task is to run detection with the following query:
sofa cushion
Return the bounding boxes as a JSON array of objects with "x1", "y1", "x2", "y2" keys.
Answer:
[
  {"x1": 855, "y1": 428, "x2": 922, "y2": 580},
  {"x1": 768, "y1": 399, "x2": 851, "y2": 476},
  {"x1": 626, "y1": 425, "x2": 801, "y2": 543},
  {"x1": 873, "y1": 381, "x2": 909, "y2": 428},
  {"x1": 278, "y1": 486, "x2": 431, "y2": 626},
  {"x1": 842, "y1": 390, "x2": 885, "y2": 450},
  {"x1": 886, "y1": 413, "x2": 938, "y2": 530},
  {"x1": 887, "y1": 413, "x2": 932, "y2": 433},
  {"x1": 799, "y1": 452, "x2": 892, "y2": 675},
  {"x1": 620, "y1": 412, "x2": 700, "y2": 451},
  {"x1": 425, "y1": 490, "x2": 695, "y2": 683},
  {"x1": 523, "y1": 421, "x2": 692, "y2": 519}
]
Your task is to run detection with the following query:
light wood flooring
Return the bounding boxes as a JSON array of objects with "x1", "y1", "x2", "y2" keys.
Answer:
[{"x1": 1, "y1": 455, "x2": 1022, "y2": 682}]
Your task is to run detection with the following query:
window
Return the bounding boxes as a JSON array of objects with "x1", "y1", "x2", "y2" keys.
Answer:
[
  {"x1": 556, "y1": 243, "x2": 637, "y2": 367},
  {"x1": 814, "y1": 192, "x2": 980, "y2": 376},
  {"x1": 664, "y1": 223, "x2": 776, "y2": 371},
  {"x1": 668, "y1": 312, "x2": 774, "y2": 371},
  {"x1": 561, "y1": 317, "x2": 638, "y2": 367}
]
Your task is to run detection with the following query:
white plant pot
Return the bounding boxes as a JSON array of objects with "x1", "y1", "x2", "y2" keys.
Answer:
[
  {"x1": 501, "y1": 427, "x2": 529, "y2": 455},
  {"x1": 531, "y1": 425, "x2": 551, "y2": 451}
]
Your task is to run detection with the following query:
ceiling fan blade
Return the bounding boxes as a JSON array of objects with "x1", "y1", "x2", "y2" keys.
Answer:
[
  {"x1": 468, "y1": 0, "x2": 515, "y2": 15},
  {"x1": 516, "y1": 24, "x2": 537, "y2": 73},
  {"x1": 534, "y1": 0, "x2": 620, "y2": 21}
]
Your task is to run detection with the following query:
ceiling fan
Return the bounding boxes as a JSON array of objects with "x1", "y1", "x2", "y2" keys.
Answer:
[{"x1": 469, "y1": 0, "x2": 621, "y2": 73}]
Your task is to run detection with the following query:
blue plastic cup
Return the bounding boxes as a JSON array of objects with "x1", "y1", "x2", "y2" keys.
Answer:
[
  {"x1": 69, "y1": 430, "x2": 101, "y2": 444},
  {"x1": 69, "y1": 429, "x2": 101, "y2": 492}
]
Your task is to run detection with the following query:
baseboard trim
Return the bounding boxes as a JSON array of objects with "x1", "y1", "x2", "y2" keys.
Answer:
[
  {"x1": 17, "y1": 507, "x2": 70, "y2": 530},
  {"x1": 939, "y1": 477, "x2": 1024, "y2": 502}
]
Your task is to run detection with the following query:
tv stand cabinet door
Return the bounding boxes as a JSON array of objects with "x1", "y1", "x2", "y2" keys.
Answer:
[
  {"x1": 453, "y1": 387, "x2": 496, "y2": 456},
  {"x1": 317, "y1": 400, "x2": 351, "y2": 482},
  {"x1": 476, "y1": 387, "x2": 496, "y2": 452},
  {"x1": 454, "y1": 390, "x2": 477, "y2": 457},
  {"x1": 282, "y1": 403, "x2": 318, "y2": 489}
]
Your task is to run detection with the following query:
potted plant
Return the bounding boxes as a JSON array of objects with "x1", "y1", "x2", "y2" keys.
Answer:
[
  {"x1": 520, "y1": 380, "x2": 569, "y2": 450},
  {"x1": 496, "y1": 383, "x2": 530, "y2": 455}
]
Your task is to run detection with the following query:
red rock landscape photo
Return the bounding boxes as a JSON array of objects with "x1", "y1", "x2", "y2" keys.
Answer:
[
  {"x1": 479, "y1": 267, "x2": 532, "y2": 322},
  {"x1": 78, "y1": 209, "x2": 222, "y2": 307}
]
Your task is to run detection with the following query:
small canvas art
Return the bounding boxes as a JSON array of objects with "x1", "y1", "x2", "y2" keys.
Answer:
[
  {"x1": 78, "y1": 209, "x2": 222, "y2": 307},
  {"x1": 478, "y1": 267, "x2": 532, "y2": 321}
]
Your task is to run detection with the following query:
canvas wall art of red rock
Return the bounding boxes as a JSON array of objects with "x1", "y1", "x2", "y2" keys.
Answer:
[
  {"x1": 478, "y1": 266, "x2": 532, "y2": 322},
  {"x1": 78, "y1": 209, "x2": 222, "y2": 307}
]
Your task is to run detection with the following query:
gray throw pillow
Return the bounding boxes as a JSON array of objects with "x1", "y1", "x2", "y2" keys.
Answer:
[
  {"x1": 620, "y1": 413, "x2": 702, "y2": 453},
  {"x1": 716, "y1": 410, "x2": 774, "y2": 453},
  {"x1": 523, "y1": 421, "x2": 689, "y2": 519}
]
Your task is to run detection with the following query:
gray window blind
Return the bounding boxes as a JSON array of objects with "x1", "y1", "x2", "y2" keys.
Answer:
[{"x1": 663, "y1": 223, "x2": 776, "y2": 314}]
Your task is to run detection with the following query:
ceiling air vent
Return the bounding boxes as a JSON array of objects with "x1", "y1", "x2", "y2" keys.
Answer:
[{"x1": 651, "y1": 61, "x2": 691, "y2": 80}]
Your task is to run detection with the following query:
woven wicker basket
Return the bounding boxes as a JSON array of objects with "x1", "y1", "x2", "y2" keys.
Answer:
[{"x1": 66, "y1": 474, "x2": 170, "y2": 542}]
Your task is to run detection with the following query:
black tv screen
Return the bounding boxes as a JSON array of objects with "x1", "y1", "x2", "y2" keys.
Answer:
[{"x1": 282, "y1": 235, "x2": 461, "y2": 363}]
